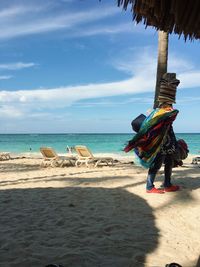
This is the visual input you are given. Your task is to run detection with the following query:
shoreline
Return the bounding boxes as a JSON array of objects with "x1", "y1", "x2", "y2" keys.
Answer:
[
  {"x1": 0, "y1": 133, "x2": 200, "y2": 157},
  {"x1": 6, "y1": 151, "x2": 198, "y2": 162}
]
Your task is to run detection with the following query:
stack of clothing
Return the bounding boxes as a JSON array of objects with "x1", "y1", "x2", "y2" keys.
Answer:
[
  {"x1": 124, "y1": 107, "x2": 179, "y2": 168},
  {"x1": 158, "y1": 73, "x2": 180, "y2": 103}
]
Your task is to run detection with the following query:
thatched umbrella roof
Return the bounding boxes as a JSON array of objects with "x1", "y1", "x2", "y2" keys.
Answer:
[{"x1": 118, "y1": 0, "x2": 200, "y2": 41}]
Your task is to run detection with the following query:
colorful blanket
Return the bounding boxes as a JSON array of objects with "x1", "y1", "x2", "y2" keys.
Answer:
[{"x1": 124, "y1": 107, "x2": 179, "y2": 168}]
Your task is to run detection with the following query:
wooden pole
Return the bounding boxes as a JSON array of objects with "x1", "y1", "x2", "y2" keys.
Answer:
[{"x1": 153, "y1": 31, "x2": 169, "y2": 108}]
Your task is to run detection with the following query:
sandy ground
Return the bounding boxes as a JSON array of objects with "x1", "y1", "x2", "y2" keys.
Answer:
[{"x1": 0, "y1": 153, "x2": 200, "y2": 267}]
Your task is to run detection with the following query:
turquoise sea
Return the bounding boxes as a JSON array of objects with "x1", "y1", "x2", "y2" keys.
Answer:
[{"x1": 0, "y1": 133, "x2": 200, "y2": 155}]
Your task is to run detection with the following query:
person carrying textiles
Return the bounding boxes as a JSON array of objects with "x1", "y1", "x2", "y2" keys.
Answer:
[{"x1": 124, "y1": 73, "x2": 181, "y2": 193}]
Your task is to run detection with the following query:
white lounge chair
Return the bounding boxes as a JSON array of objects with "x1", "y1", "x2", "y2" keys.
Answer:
[
  {"x1": 74, "y1": 145, "x2": 114, "y2": 167},
  {"x1": 40, "y1": 147, "x2": 76, "y2": 167},
  {"x1": 192, "y1": 154, "x2": 200, "y2": 166},
  {"x1": 0, "y1": 152, "x2": 11, "y2": 161}
]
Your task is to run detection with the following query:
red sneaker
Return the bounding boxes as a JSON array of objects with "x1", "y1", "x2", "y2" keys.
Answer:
[
  {"x1": 164, "y1": 185, "x2": 180, "y2": 192},
  {"x1": 146, "y1": 187, "x2": 165, "y2": 194}
]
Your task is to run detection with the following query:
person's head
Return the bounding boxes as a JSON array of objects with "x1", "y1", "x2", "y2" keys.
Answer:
[{"x1": 158, "y1": 73, "x2": 180, "y2": 104}]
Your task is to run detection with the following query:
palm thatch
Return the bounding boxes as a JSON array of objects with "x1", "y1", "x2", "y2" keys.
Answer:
[{"x1": 118, "y1": 0, "x2": 200, "y2": 41}]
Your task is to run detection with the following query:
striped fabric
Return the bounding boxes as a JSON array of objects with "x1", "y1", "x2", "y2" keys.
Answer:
[{"x1": 124, "y1": 107, "x2": 179, "y2": 168}]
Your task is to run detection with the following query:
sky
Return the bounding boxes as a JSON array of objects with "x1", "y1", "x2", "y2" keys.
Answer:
[{"x1": 0, "y1": 0, "x2": 200, "y2": 133}]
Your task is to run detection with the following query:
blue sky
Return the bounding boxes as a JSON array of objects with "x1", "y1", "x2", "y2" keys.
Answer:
[{"x1": 0, "y1": 0, "x2": 200, "y2": 133}]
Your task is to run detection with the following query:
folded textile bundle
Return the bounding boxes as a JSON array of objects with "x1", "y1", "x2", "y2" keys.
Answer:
[
  {"x1": 124, "y1": 107, "x2": 178, "y2": 168},
  {"x1": 158, "y1": 73, "x2": 180, "y2": 104}
]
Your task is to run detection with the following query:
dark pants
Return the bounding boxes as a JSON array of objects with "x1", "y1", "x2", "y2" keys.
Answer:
[{"x1": 146, "y1": 153, "x2": 174, "y2": 190}]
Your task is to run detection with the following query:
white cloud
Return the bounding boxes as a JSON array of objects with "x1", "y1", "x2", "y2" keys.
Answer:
[
  {"x1": 178, "y1": 96, "x2": 200, "y2": 103},
  {"x1": 0, "y1": 6, "x2": 33, "y2": 19},
  {"x1": 0, "y1": 105, "x2": 23, "y2": 118},
  {"x1": 0, "y1": 77, "x2": 153, "y2": 107},
  {"x1": 113, "y1": 48, "x2": 195, "y2": 76},
  {"x1": 0, "y1": 51, "x2": 200, "y2": 120},
  {"x1": 0, "y1": 75, "x2": 12, "y2": 80},
  {"x1": 0, "y1": 62, "x2": 36, "y2": 70},
  {"x1": 178, "y1": 71, "x2": 200, "y2": 88},
  {"x1": 168, "y1": 55, "x2": 194, "y2": 72},
  {"x1": 76, "y1": 96, "x2": 154, "y2": 108},
  {"x1": 0, "y1": 3, "x2": 121, "y2": 40},
  {"x1": 113, "y1": 47, "x2": 157, "y2": 75},
  {"x1": 70, "y1": 22, "x2": 150, "y2": 37}
]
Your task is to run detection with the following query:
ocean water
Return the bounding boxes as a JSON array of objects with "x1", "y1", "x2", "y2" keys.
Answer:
[{"x1": 0, "y1": 133, "x2": 200, "y2": 155}]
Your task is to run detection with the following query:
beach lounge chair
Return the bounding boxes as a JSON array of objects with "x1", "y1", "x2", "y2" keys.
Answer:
[
  {"x1": 74, "y1": 145, "x2": 114, "y2": 167},
  {"x1": 40, "y1": 147, "x2": 76, "y2": 167},
  {"x1": 192, "y1": 154, "x2": 200, "y2": 166},
  {"x1": 0, "y1": 152, "x2": 11, "y2": 161}
]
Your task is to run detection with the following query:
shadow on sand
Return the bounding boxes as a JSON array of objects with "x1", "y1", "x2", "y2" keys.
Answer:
[{"x1": 0, "y1": 186, "x2": 159, "y2": 267}]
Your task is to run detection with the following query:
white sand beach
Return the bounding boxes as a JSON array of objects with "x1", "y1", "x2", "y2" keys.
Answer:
[{"x1": 0, "y1": 154, "x2": 200, "y2": 267}]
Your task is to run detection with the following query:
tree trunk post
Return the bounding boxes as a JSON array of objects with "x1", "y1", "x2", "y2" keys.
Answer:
[{"x1": 153, "y1": 31, "x2": 169, "y2": 108}]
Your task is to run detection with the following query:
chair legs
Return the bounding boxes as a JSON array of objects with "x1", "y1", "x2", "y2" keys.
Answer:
[
  {"x1": 75, "y1": 159, "x2": 89, "y2": 167},
  {"x1": 0, "y1": 153, "x2": 11, "y2": 160},
  {"x1": 192, "y1": 157, "x2": 200, "y2": 166},
  {"x1": 41, "y1": 159, "x2": 64, "y2": 167}
]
